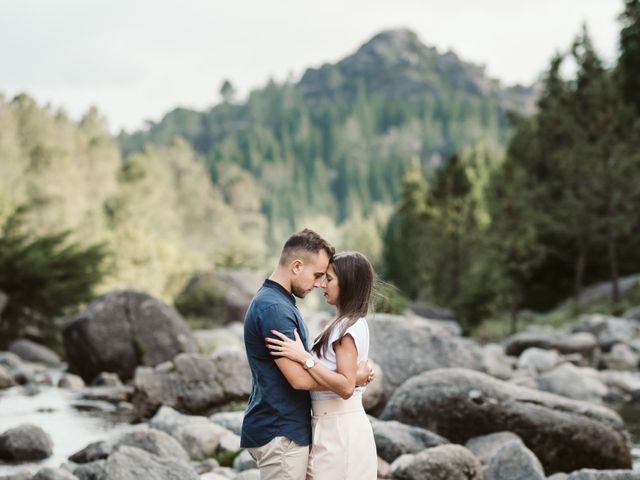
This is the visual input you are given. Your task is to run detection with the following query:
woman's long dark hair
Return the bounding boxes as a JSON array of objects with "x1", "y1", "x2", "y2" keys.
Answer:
[{"x1": 311, "y1": 251, "x2": 374, "y2": 358}]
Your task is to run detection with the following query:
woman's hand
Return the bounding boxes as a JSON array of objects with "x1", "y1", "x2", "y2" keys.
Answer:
[{"x1": 265, "y1": 328, "x2": 309, "y2": 364}]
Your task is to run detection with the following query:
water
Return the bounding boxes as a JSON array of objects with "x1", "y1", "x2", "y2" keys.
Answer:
[{"x1": 0, "y1": 382, "x2": 131, "y2": 476}]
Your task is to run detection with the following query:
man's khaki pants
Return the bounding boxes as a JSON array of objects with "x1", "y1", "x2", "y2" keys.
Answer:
[{"x1": 247, "y1": 436, "x2": 309, "y2": 480}]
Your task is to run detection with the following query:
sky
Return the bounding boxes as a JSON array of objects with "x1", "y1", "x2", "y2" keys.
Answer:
[{"x1": 0, "y1": 0, "x2": 623, "y2": 133}]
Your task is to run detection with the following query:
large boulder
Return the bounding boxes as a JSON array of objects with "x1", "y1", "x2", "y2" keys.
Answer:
[
  {"x1": 536, "y1": 363, "x2": 608, "y2": 403},
  {"x1": 0, "y1": 424, "x2": 53, "y2": 461},
  {"x1": 370, "y1": 417, "x2": 448, "y2": 463},
  {"x1": 175, "y1": 269, "x2": 262, "y2": 325},
  {"x1": 8, "y1": 339, "x2": 61, "y2": 366},
  {"x1": 150, "y1": 406, "x2": 238, "y2": 459},
  {"x1": 390, "y1": 444, "x2": 483, "y2": 480},
  {"x1": 32, "y1": 467, "x2": 79, "y2": 480},
  {"x1": 567, "y1": 471, "x2": 640, "y2": 480},
  {"x1": 572, "y1": 315, "x2": 640, "y2": 350},
  {"x1": 465, "y1": 431, "x2": 545, "y2": 480},
  {"x1": 381, "y1": 368, "x2": 632, "y2": 474},
  {"x1": 133, "y1": 350, "x2": 251, "y2": 418},
  {"x1": 63, "y1": 290, "x2": 198, "y2": 382},
  {"x1": 104, "y1": 445, "x2": 199, "y2": 480},
  {"x1": 368, "y1": 314, "x2": 484, "y2": 401}
]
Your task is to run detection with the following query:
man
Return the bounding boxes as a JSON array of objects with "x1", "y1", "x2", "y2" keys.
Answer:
[{"x1": 241, "y1": 229, "x2": 372, "y2": 479}]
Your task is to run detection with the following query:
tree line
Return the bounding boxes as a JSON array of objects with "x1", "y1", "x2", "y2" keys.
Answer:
[{"x1": 384, "y1": 1, "x2": 640, "y2": 331}]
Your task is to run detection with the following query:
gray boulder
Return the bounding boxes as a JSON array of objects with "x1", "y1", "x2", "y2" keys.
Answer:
[
  {"x1": 32, "y1": 467, "x2": 79, "y2": 480},
  {"x1": 368, "y1": 314, "x2": 484, "y2": 400},
  {"x1": 572, "y1": 315, "x2": 639, "y2": 350},
  {"x1": 133, "y1": 350, "x2": 250, "y2": 418},
  {"x1": 0, "y1": 364, "x2": 15, "y2": 389},
  {"x1": 150, "y1": 406, "x2": 238, "y2": 459},
  {"x1": 381, "y1": 368, "x2": 631, "y2": 474},
  {"x1": 390, "y1": 444, "x2": 483, "y2": 480},
  {"x1": 362, "y1": 359, "x2": 385, "y2": 413},
  {"x1": 601, "y1": 343, "x2": 639, "y2": 370},
  {"x1": 175, "y1": 269, "x2": 263, "y2": 325},
  {"x1": 232, "y1": 449, "x2": 257, "y2": 471},
  {"x1": 0, "y1": 423, "x2": 53, "y2": 461},
  {"x1": 69, "y1": 440, "x2": 112, "y2": 463},
  {"x1": 466, "y1": 431, "x2": 545, "y2": 480},
  {"x1": 110, "y1": 425, "x2": 190, "y2": 462},
  {"x1": 63, "y1": 289, "x2": 197, "y2": 383},
  {"x1": 104, "y1": 445, "x2": 199, "y2": 480},
  {"x1": 209, "y1": 411, "x2": 244, "y2": 436},
  {"x1": 516, "y1": 347, "x2": 561, "y2": 374},
  {"x1": 8, "y1": 339, "x2": 61, "y2": 366},
  {"x1": 482, "y1": 344, "x2": 514, "y2": 380},
  {"x1": 504, "y1": 330, "x2": 557, "y2": 356},
  {"x1": 566, "y1": 470, "x2": 640, "y2": 479},
  {"x1": 370, "y1": 417, "x2": 448, "y2": 463},
  {"x1": 536, "y1": 363, "x2": 608, "y2": 403},
  {"x1": 2, "y1": 471, "x2": 36, "y2": 480},
  {"x1": 58, "y1": 373, "x2": 86, "y2": 390},
  {"x1": 72, "y1": 459, "x2": 106, "y2": 480}
]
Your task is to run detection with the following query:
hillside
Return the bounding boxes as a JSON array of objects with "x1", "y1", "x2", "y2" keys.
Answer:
[{"x1": 118, "y1": 29, "x2": 537, "y2": 239}]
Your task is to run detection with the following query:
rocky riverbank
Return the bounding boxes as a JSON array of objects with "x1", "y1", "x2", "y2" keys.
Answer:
[{"x1": 2, "y1": 287, "x2": 640, "y2": 479}]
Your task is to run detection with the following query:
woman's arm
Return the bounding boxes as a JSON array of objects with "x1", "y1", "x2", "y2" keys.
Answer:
[{"x1": 266, "y1": 329, "x2": 367, "y2": 399}]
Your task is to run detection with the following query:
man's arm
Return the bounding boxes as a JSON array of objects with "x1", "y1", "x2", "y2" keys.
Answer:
[{"x1": 274, "y1": 357, "x2": 325, "y2": 391}]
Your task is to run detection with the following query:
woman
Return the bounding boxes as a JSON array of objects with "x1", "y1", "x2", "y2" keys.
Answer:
[{"x1": 265, "y1": 251, "x2": 377, "y2": 479}]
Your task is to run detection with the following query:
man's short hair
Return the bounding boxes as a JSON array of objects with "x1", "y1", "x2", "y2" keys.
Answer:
[{"x1": 279, "y1": 228, "x2": 335, "y2": 265}]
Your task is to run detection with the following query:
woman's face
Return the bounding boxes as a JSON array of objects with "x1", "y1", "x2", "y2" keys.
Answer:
[{"x1": 321, "y1": 263, "x2": 340, "y2": 306}]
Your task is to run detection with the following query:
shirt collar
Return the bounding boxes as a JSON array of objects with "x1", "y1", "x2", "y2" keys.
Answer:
[{"x1": 263, "y1": 278, "x2": 297, "y2": 307}]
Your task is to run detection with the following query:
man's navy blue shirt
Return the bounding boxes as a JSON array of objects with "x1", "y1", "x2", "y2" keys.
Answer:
[{"x1": 240, "y1": 279, "x2": 311, "y2": 448}]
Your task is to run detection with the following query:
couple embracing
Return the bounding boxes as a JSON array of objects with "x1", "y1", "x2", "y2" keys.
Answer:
[{"x1": 240, "y1": 229, "x2": 378, "y2": 479}]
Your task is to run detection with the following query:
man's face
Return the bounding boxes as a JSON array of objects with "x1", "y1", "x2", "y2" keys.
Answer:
[{"x1": 290, "y1": 249, "x2": 331, "y2": 299}]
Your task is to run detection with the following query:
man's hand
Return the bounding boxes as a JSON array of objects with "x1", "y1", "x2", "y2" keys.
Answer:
[{"x1": 355, "y1": 360, "x2": 374, "y2": 387}]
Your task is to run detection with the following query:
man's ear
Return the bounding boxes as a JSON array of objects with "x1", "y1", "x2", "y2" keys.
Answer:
[{"x1": 291, "y1": 259, "x2": 303, "y2": 275}]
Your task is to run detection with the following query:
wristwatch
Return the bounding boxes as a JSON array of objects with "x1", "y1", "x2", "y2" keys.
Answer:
[{"x1": 303, "y1": 357, "x2": 315, "y2": 370}]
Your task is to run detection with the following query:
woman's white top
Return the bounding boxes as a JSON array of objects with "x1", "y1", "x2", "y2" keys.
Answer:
[{"x1": 310, "y1": 317, "x2": 370, "y2": 401}]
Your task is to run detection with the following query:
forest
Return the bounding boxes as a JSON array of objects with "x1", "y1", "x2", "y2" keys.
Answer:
[{"x1": 0, "y1": 1, "x2": 639, "y2": 344}]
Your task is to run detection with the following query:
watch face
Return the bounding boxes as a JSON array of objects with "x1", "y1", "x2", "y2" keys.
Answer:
[{"x1": 305, "y1": 358, "x2": 314, "y2": 369}]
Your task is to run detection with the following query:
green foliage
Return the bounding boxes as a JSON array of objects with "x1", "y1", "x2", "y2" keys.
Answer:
[
  {"x1": 0, "y1": 206, "x2": 109, "y2": 346},
  {"x1": 373, "y1": 281, "x2": 408, "y2": 315}
]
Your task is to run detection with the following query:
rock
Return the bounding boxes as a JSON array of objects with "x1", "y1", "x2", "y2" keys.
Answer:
[
  {"x1": 0, "y1": 423, "x2": 53, "y2": 461},
  {"x1": 624, "y1": 306, "x2": 640, "y2": 321},
  {"x1": 566, "y1": 470, "x2": 640, "y2": 479},
  {"x1": 69, "y1": 440, "x2": 112, "y2": 463},
  {"x1": 232, "y1": 449, "x2": 257, "y2": 471},
  {"x1": 548, "y1": 475, "x2": 569, "y2": 480},
  {"x1": 198, "y1": 473, "x2": 231, "y2": 480},
  {"x1": 465, "y1": 431, "x2": 545, "y2": 480},
  {"x1": 63, "y1": 289, "x2": 198, "y2": 383},
  {"x1": 80, "y1": 385, "x2": 132, "y2": 404},
  {"x1": 536, "y1": 363, "x2": 608, "y2": 403},
  {"x1": 191, "y1": 458, "x2": 220, "y2": 474},
  {"x1": 8, "y1": 339, "x2": 61, "y2": 366},
  {"x1": 553, "y1": 332, "x2": 598, "y2": 357},
  {"x1": 601, "y1": 344, "x2": 639, "y2": 370},
  {"x1": 0, "y1": 351, "x2": 23, "y2": 371},
  {"x1": 104, "y1": 445, "x2": 199, "y2": 480},
  {"x1": 381, "y1": 368, "x2": 631, "y2": 474},
  {"x1": 370, "y1": 417, "x2": 448, "y2": 463},
  {"x1": 362, "y1": 359, "x2": 385, "y2": 413},
  {"x1": 572, "y1": 315, "x2": 639, "y2": 350},
  {"x1": 150, "y1": 406, "x2": 237, "y2": 459},
  {"x1": 504, "y1": 330, "x2": 557, "y2": 356},
  {"x1": 110, "y1": 425, "x2": 190, "y2": 462},
  {"x1": 133, "y1": 351, "x2": 250, "y2": 418},
  {"x1": 58, "y1": 373, "x2": 86, "y2": 390},
  {"x1": 389, "y1": 444, "x2": 483, "y2": 480},
  {"x1": 0, "y1": 471, "x2": 33, "y2": 480},
  {"x1": 516, "y1": 347, "x2": 561, "y2": 374},
  {"x1": 72, "y1": 459, "x2": 106, "y2": 480},
  {"x1": 91, "y1": 372, "x2": 123, "y2": 387},
  {"x1": 368, "y1": 314, "x2": 484, "y2": 401},
  {"x1": 32, "y1": 467, "x2": 79, "y2": 480},
  {"x1": 482, "y1": 344, "x2": 514, "y2": 380},
  {"x1": 193, "y1": 328, "x2": 243, "y2": 355},
  {"x1": 209, "y1": 411, "x2": 244, "y2": 435},
  {"x1": 599, "y1": 370, "x2": 640, "y2": 400},
  {"x1": 175, "y1": 269, "x2": 263, "y2": 325},
  {"x1": 0, "y1": 364, "x2": 15, "y2": 389}
]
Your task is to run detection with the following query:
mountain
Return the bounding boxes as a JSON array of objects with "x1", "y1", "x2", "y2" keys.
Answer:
[{"x1": 118, "y1": 29, "x2": 537, "y2": 240}]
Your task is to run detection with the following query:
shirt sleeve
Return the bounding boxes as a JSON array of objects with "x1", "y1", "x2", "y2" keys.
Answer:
[
  {"x1": 344, "y1": 319, "x2": 366, "y2": 356},
  {"x1": 257, "y1": 304, "x2": 299, "y2": 342}
]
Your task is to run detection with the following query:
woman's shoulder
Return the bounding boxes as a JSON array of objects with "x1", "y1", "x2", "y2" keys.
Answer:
[{"x1": 345, "y1": 317, "x2": 369, "y2": 335}]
